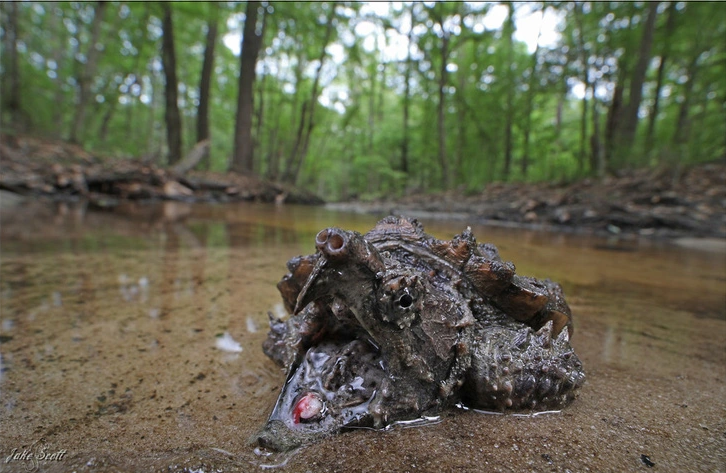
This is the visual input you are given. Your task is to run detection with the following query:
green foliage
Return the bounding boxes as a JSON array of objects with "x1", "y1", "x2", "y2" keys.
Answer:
[{"x1": 1, "y1": 1, "x2": 724, "y2": 199}]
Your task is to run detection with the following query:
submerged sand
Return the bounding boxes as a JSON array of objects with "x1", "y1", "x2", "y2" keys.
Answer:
[{"x1": 1, "y1": 201, "x2": 724, "y2": 472}]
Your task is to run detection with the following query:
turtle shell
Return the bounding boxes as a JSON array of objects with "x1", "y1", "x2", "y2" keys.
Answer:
[
  {"x1": 363, "y1": 216, "x2": 573, "y2": 337},
  {"x1": 277, "y1": 216, "x2": 573, "y2": 337}
]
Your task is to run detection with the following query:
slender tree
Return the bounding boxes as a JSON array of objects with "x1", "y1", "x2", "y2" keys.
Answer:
[
  {"x1": 264, "y1": 76, "x2": 283, "y2": 180},
  {"x1": 604, "y1": 2, "x2": 638, "y2": 168},
  {"x1": 283, "y1": 2, "x2": 338, "y2": 184},
  {"x1": 646, "y1": 2, "x2": 676, "y2": 149},
  {"x1": 0, "y1": 2, "x2": 23, "y2": 132},
  {"x1": 69, "y1": 1, "x2": 107, "y2": 144},
  {"x1": 230, "y1": 1, "x2": 264, "y2": 174},
  {"x1": 573, "y1": 2, "x2": 589, "y2": 174},
  {"x1": 0, "y1": 2, "x2": 22, "y2": 132},
  {"x1": 426, "y1": 3, "x2": 455, "y2": 188},
  {"x1": 400, "y1": 2, "x2": 416, "y2": 176},
  {"x1": 620, "y1": 1, "x2": 660, "y2": 148},
  {"x1": 591, "y1": 90, "x2": 604, "y2": 177},
  {"x1": 47, "y1": 7, "x2": 71, "y2": 135},
  {"x1": 521, "y1": 4, "x2": 543, "y2": 177},
  {"x1": 197, "y1": 4, "x2": 219, "y2": 169},
  {"x1": 254, "y1": 57, "x2": 267, "y2": 174},
  {"x1": 673, "y1": 46, "x2": 700, "y2": 148},
  {"x1": 160, "y1": 3, "x2": 183, "y2": 165},
  {"x1": 502, "y1": 2, "x2": 516, "y2": 180}
]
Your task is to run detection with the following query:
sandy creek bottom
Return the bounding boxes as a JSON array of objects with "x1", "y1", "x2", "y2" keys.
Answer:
[{"x1": 1, "y1": 201, "x2": 724, "y2": 472}]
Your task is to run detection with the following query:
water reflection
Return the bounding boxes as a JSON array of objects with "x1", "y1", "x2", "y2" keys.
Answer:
[
  {"x1": 0, "y1": 200, "x2": 724, "y2": 472},
  {"x1": 1, "y1": 200, "x2": 724, "y2": 375}
]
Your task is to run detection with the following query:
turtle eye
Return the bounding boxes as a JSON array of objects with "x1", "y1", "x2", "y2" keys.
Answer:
[
  {"x1": 378, "y1": 274, "x2": 422, "y2": 327},
  {"x1": 398, "y1": 293, "x2": 413, "y2": 309}
]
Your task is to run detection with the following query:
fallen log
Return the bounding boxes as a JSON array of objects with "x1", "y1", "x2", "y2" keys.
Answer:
[{"x1": 170, "y1": 139, "x2": 210, "y2": 176}]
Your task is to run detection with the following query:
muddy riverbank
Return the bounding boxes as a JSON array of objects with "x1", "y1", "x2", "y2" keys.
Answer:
[
  {"x1": 1, "y1": 134, "x2": 724, "y2": 241},
  {"x1": 0, "y1": 134, "x2": 323, "y2": 206},
  {"x1": 330, "y1": 160, "x2": 726, "y2": 241}
]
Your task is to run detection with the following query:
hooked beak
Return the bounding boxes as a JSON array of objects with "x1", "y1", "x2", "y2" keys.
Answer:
[{"x1": 294, "y1": 227, "x2": 386, "y2": 314}]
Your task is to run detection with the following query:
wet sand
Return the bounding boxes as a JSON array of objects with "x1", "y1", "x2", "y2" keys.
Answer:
[{"x1": 1, "y1": 201, "x2": 724, "y2": 472}]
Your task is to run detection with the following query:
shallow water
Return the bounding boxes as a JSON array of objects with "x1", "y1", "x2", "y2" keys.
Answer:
[{"x1": 1, "y1": 200, "x2": 724, "y2": 472}]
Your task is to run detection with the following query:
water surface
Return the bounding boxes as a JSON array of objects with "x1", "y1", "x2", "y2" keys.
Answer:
[{"x1": 1, "y1": 201, "x2": 724, "y2": 472}]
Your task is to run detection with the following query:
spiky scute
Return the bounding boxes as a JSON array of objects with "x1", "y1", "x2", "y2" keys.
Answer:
[
  {"x1": 365, "y1": 216, "x2": 574, "y2": 337},
  {"x1": 464, "y1": 321, "x2": 585, "y2": 410}
]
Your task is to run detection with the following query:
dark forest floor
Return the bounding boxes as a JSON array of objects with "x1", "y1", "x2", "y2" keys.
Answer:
[
  {"x1": 1, "y1": 134, "x2": 724, "y2": 241},
  {"x1": 0, "y1": 134, "x2": 323, "y2": 206}
]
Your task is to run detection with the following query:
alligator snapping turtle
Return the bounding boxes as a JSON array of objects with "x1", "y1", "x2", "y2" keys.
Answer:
[{"x1": 258, "y1": 216, "x2": 585, "y2": 451}]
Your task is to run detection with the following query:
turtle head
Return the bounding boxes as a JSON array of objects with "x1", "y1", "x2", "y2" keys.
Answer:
[{"x1": 295, "y1": 227, "x2": 386, "y2": 319}]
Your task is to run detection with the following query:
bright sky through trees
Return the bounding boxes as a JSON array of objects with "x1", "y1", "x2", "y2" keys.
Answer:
[
  {"x1": 224, "y1": 3, "x2": 562, "y2": 57},
  {"x1": 223, "y1": 2, "x2": 564, "y2": 111}
]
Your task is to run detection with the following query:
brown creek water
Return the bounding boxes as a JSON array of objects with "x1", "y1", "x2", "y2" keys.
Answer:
[{"x1": 1, "y1": 200, "x2": 724, "y2": 473}]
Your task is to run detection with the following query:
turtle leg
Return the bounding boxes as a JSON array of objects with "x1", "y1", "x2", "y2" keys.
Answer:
[
  {"x1": 263, "y1": 301, "x2": 340, "y2": 368},
  {"x1": 438, "y1": 340, "x2": 472, "y2": 401},
  {"x1": 463, "y1": 321, "x2": 586, "y2": 410}
]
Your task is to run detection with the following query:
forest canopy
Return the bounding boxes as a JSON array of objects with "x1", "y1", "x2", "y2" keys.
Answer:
[{"x1": 1, "y1": 1, "x2": 724, "y2": 200}]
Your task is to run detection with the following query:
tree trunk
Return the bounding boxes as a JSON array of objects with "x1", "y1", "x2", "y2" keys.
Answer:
[
  {"x1": 197, "y1": 6, "x2": 219, "y2": 170},
  {"x1": 265, "y1": 73, "x2": 283, "y2": 180},
  {"x1": 0, "y1": 2, "x2": 22, "y2": 131},
  {"x1": 402, "y1": 63, "x2": 411, "y2": 174},
  {"x1": 69, "y1": 1, "x2": 107, "y2": 144},
  {"x1": 437, "y1": 32, "x2": 451, "y2": 188},
  {"x1": 400, "y1": 3, "x2": 414, "y2": 176},
  {"x1": 230, "y1": 1, "x2": 264, "y2": 174},
  {"x1": 673, "y1": 53, "x2": 699, "y2": 147},
  {"x1": 292, "y1": 27, "x2": 333, "y2": 183},
  {"x1": 143, "y1": 72, "x2": 159, "y2": 161},
  {"x1": 590, "y1": 85, "x2": 604, "y2": 177},
  {"x1": 646, "y1": 2, "x2": 676, "y2": 151},
  {"x1": 99, "y1": 85, "x2": 120, "y2": 143},
  {"x1": 161, "y1": 3, "x2": 183, "y2": 165},
  {"x1": 573, "y1": 2, "x2": 589, "y2": 175},
  {"x1": 455, "y1": 70, "x2": 466, "y2": 183},
  {"x1": 280, "y1": 58, "x2": 305, "y2": 181},
  {"x1": 285, "y1": 3, "x2": 338, "y2": 185},
  {"x1": 521, "y1": 5, "x2": 543, "y2": 178},
  {"x1": 578, "y1": 88, "x2": 589, "y2": 174},
  {"x1": 254, "y1": 61, "x2": 266, "y2": 174},
  {"x1": 49, "y1": 8, "x2": 70, "y2": 136},
  {"x1": 376, "y1": 62, "x2": 386, "y2": 123},
  {"x1": 251, "y1": 13, "x2": 269, "y2": 175},
  {"x1": 368, "y1": 61, "x2": 376, "y2": 152},
  {"x1": 120, "y1": 6, "x2": 150, "y2": 144},
  {"x1": 620, "y1": 1, "x2": 660, "y2": 148},
  {"x1": 555, "y1": 48, "x2": 569, "y2": 142},
  {"x1": 265, "y1": 107, "x2": 281, "y2": 180},
  {"x1": 284, "y1": 102, "x2": 308, "y2": 183},
  {"x1": 604, "y1": 2, "x2": 638, "y2": 169},
  {"x1": 605, "y1": 79, "x2": 625, "y2": 169},
  {"x1": 502, "y1": 2, "x2": 516, "y2": 180}
]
